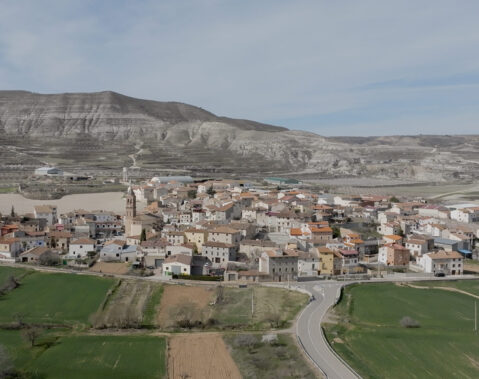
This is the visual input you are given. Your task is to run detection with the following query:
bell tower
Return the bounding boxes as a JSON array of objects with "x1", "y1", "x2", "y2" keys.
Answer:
[{"x1": 126, "y1": 185, "x2": 136, "y2": 218}]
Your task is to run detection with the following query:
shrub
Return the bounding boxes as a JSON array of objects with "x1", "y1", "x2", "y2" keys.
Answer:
[{"x1": 400, "y1": 316, "x2": 420, "y2": 328}]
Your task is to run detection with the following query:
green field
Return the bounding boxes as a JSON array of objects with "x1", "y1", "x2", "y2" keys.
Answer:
[
  {"x1": 0, "y1": 266, "x2": 30, "y2": 285},
  {"x1": 0, "y1": 330, "x2": 166, "y2": 379},
  {"x1": 324, "y1": 283, "x2": 479, "y2": 379},
  {"x1": 411, "y1": 279, "x2": 479, "y2": 297},
  {"x1": 0, "y1": 267, "x2": 115, "y2": 325},
  {"x1": 224, "y1": 333, "x2": 316, "y2": 379},
  {"x1": 214, "y1": 287, "x2": 308, "y2": 329}
]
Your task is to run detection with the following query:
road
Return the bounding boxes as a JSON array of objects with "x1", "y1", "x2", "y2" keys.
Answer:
[
  {"x1": 294, "y1": 275, "x2": 479, "y2": 378},
  {"x1": 296, "y1": 282, "x2": 358, "y2": 379}
]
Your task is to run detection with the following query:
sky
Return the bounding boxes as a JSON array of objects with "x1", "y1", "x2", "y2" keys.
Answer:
[{"x1": 0, "y1": 0, "x2": 478, "y2": 136}]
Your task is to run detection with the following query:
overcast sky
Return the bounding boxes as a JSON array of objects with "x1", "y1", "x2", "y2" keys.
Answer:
[{"x1": 1, "y1": 0, "x2": 478, "y2": 136}]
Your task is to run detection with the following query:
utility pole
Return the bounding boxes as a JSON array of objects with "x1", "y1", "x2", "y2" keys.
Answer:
[
  {"x1": 475, "y1": 301, "x2": 477, "y2": 333},
  {"x1": 251, "y1": 288, "x2": 254, "y2": 318}
]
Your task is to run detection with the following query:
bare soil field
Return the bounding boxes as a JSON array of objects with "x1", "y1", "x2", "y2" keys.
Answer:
[
  {"x1": 168, "y1": 334, "x2": 241, "y2": 379},
  {"x1": 157, "y1": 285, "x2": 215, "y2": 328},
  {"x1": 91, "y1": 280, "x2": 158, "y2": 328},
  {"x1": 90, "y1": 262, "x2": 130, "y2": 275}
]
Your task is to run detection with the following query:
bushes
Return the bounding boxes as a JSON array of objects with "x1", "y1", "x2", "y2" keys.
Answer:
[
  {"x1": 172, "y1": 274, "x2": 222, "y2": 281},
  {"x1": 400, "y1": 316, "x2": 420, "y2": 328}
]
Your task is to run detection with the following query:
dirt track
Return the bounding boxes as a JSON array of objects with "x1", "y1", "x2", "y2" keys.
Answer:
[{"x1": 168, "y1": 334, "x2": 241, "y2": 379}]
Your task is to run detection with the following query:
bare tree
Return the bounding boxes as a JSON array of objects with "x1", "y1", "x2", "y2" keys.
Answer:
[
  {"x1": 0, "y1": 344, "x2": 14, "y2": 378},
  {"x1": 0, "y1": 275, "x2": 20, "y2": 296},
  {"x1": 400, "y1": 316, "x2": 420, "y2": 328},
  {"x1": 170, "y1": 301, "x2": 202, "y2": 328},
  {"x1": 234, "y1": 334, "x2": 257, "y2": 352},
  {"x1": 216, "y1": 285, "x2": 225, "y2": 304},
  {"x1": 266, "y1": 311, "x2": 282, "y2": 328},
  {"x1": 22, "y1": 327, "x2": 41, "y2": 347},
  {"x1": 13, "y1": 312, "x2": 27, "y2": 328}
]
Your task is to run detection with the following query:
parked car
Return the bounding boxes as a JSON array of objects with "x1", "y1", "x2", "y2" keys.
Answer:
[{"x1": 434, "y1": 272, "x2": 445, "y2": 277}]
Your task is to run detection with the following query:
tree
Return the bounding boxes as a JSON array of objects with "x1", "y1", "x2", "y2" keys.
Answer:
[
  {"x1": 233, "y1": 334, "x2": 257, "y2": 352},
  {"x1": 206, "y1": 186, "x2": 216, "y2": 196},
  {"x1": 10, "y1": 205, "x2": 15, "y2": 217},
  {"x1": 390, "y1": 196, "x2": 400, "y2": 203},
  {"x1": 332, "y1": 226, "x2": 341, "y2": 239},
  {"x1": 400, "y1": 316, "x2": 420, "y2": 328},
  {"x1": 140, "y1": 228, "x2": 147, "y2": 243},
  {"x1": 39, "y1": 251, "x2": 60, "y2": 266},
  {"x1": 0, "y1": 275, "x2": 20, "y2": 296},
  {"x1": 187, "y1": 189, "x2": 197, "y2": 199},
  {"x1": 266, "y1": 311, "x2": 282, "y2": 328},
  {"x1": 0, "y1": 344, "x2": 14, "y2": 378},
  {"x1": 22, "y1": 327, "x2": 41, "y2": 347},
  {"x1": 215, "y1": 285, "x2": 225, "y2": 304}
]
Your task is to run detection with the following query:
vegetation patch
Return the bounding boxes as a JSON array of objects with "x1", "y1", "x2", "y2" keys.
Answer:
[
  {"x1": 0, "y1": 268, "x2": 115, "y2": 326},
  {"x1": 0, "y1": 330, "x2": 166, "y2": 379},
  {"x1": 224, "y1": 333, "x2": 316, "y2": 379},
  {"x1": 324, "y1": 282, "x2": 479, "y2": 379},
  {"x1": 91, "y1": 280, "x2": 160, "y2": 329}
]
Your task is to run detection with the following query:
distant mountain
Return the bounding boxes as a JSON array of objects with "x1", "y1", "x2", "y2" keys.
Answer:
[{"x1": 0, "y1": 90, "x2": 478, "y2": 181}]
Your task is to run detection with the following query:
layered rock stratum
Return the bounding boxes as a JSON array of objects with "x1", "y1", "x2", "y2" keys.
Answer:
[{"x1": 0, "y1": 90, "x2": 478, "y2": 181}]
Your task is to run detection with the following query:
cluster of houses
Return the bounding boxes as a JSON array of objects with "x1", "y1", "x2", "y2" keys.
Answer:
[{"x1": 0, "y1": 177, "x2": 478, "y2": 281}]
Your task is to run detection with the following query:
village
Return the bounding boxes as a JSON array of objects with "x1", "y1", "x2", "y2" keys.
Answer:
[{"x1": 1, "y1": 171, "x2": 478, "y2": 283}]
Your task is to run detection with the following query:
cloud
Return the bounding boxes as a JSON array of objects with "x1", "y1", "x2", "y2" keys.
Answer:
[{"x1": 0, "y1": 0, "x2": 478, "y2": 135}]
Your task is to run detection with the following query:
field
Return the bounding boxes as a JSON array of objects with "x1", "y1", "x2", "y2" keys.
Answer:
[
  {"x1": 0, "y1": 266, "x2": 312, "y2": 377},
  {"x1": 168, "y1": 334, "x2": 241, "y2": 379},
  {"x1": 91, "y1": 279, "x2": 162, "y2": 328},
  {"x1": 157, "y1": 285, "x2": 308, "y2": 330},
  {"x1": 0, "y1": 330, "x2": 166, "y2": 379},
  {"x1": 0, "y1": 268, "x2": 115, "y2": 325},
  {"x1": 214, "y1": 286, "x2": 308, "y2": 329},
  {"x1": 90, "y1": 262, "x2": 130, "y2": 275},
  {"x1": 0, "y1": 266, "x2": 29, "y2": 285},
  {"x1": 157, "y1": 285, "x2": 215, "y2": 328},
  {"x1": 224, "y1": 333, "x2": 316, "y2": 379},
  {"x1": 405, "y1": 279, "x2": 479, "y2": 297},
  {"x1": 324, "y1": 282, "x2": 479, "y2": 378}
]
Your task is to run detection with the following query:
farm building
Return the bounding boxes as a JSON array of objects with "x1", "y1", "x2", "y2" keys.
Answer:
[
  {"x1": 265, "y1": 177, "x2": 301, "y2": 185},
  {"x1": 150, "y1": 176, "x2": 193, "y2": 184},
  {"x1": 34, "y1": 166, "x2": 64, "y2": 176}
]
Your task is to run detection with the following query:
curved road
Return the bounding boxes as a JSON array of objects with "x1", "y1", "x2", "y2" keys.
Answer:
[{"x1": 296, "y1": 282, "x2": 359, "y2": 379}]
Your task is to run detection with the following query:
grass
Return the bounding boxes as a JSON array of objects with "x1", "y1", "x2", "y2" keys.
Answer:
[
  {"x1": 411, "y1": 279, "x2": 479, "y2": 297},
  {"x1": 224, "y1": 333, "x2": 316, "y2": 379},
  {"x1": 324, "y1": 282, "x2": 479, "y2": 379},
  {"x1": 0, "y1": 330, "x2": 166, "y2": 379},
  {"x1": 214, "y1": 287, "x2": 308, "y2": 329},
  {"x1": 0, "y1": 266, "x2": 30, "y2": 285},
  {"x1": 0, "y1": 268, "x2": 115, "y2": 325},
  {"x1": 142, "y1": 285, "x2": 163, "y2": 328}
]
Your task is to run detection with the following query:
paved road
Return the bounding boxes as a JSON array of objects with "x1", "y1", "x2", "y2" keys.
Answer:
[{"x1": 296, "y1": 282, "x2": 359, "y2": 379}]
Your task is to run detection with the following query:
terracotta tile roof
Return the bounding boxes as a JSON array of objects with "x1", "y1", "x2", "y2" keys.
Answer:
[
  {"x1": 384, "y1": 235, "x2": 402, "y2": 241},
  {"x1": 428, "y1": 251, "x2": 463, "y2": 260},
  {"x1": 164, "y1": 254, "x2": 192, "y2": 265},
  {"x1": 70, "y1": 238, "x2": 96, "y2": 245}
]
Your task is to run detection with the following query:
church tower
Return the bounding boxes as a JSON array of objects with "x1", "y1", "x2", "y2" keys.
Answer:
[{"x1": 126, "y1": 185, "x2": 136, "y2": 218}]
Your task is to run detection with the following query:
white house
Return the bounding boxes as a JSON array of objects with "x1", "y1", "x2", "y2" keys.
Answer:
[
  {"x1": 405, "y1": 238, "x2": 428, "y2": 259},
  {"x1": 201, "y1": 241, "x2": 237, "y2": 268},
  {"x1": 450, "y1": 207, "x2": 479, "y2": 224},
  {"x1": 68, "y1": 238, "x2": 96, "y2": 259},
  {"x1": 34, "y1": 205, "x2": 58, "y2": 225},
  {"x1": 297, "y1": 251, "x2": 319, "y2": 277},
  {"x1": 100, "y1": 240, "x2": 138, "y2": 262},
  {"x1": 162, "y1": 254, "x2": 192, "y2": 276},
  {"x1": 418, "y1": 251, "x2": 463, "y2": 276}
]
